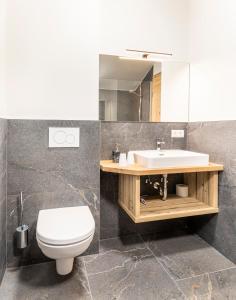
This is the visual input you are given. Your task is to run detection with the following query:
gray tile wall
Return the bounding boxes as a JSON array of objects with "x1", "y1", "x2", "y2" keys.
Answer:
[
  {"x1": 187, "y1": 121, "x2": 236, "y2": 263},
  {"x1": 101, "y1": 122, "x2": 187, "y2": 160},
  {"x1": 0, "y1": 119, "x2": 7, "y2": 283},
  {"x1": 101, "y1": 122, "x2": 188, "y2": 239},
  {"x1": 7, "y1": 120, "x2": 100, "y2": 267},
  {"x1": 6, "y1": 119, "x2": 235, "y2": 269}
]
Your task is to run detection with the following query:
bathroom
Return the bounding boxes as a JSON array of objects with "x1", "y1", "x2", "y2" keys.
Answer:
[{"x1": 0, "y1": 0, "x2": 236, "y2": 299}]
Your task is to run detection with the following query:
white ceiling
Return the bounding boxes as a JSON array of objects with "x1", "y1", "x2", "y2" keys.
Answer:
[{"x1": 99, "y1": 55, "x2": 160, "y2": 91}]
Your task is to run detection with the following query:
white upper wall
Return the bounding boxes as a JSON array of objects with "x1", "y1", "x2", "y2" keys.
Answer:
[
  {"x1": 6, "y1": 0, "x2": 98, "y2": 120},
  {"x1": 188, "y1": 0, "x2": 236, "y2": 121},
  {"x1": 100, "y1": 0, "x2": 189, "y2": 61},
  {"x1": 161, "y1": 62, "x2": 189, "y2": 122},
  {"x1": 100, "y1": 0, "x2": 190, "y2": 122},
  {"x1": 5, "y1": 0, "x2": 189, "y2": 120},
  {"x1": 5, "y1": 0, "x2": 235, "y2": 122},
  {"x1": 0, "y1": 0, "x2": 7, "y2": 117}
]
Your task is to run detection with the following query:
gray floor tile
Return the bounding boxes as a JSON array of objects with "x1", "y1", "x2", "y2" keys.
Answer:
[
  {"x1": 0, "y1": 260, "x2": 91, "y2": 300},
  {"x1": 176, "y1": 267, "x2": 236, "y2": 300},
  {"x1": 84, "y1": 246, "x2": 185, "y2": 300},
  {"x1": 84, "y1": 247, "x2": 152, "y2": 276},
  {"x1": 100, "y1": 234, "x2": 146, "y2": 253},
  {"x1": 1, "y1": 233, "x2": 235, "y2": 300},
  {"x1": 142, "y1": 232, "x2": 234, "y2": 280}
]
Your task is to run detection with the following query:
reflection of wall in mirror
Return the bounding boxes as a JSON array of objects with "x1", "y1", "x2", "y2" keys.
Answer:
[
  {"x1": 117, "y1": 91, "x2": 139, "y2": 121},
  {"x1": 141, "y1": 67, "x2": 152, "y2": 122},
  {"x1": 99, "y1": 89, "x2": 117, "y2": 121},
  {"x1": 99, "y1": 101, "x2": 105, "y2": 120},
  {"x1": 150, "y1": 64, "x2": 162, "y2": 122}
]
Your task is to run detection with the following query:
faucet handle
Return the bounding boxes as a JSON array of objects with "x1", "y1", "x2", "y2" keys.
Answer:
[{"x1": 157, "y1": 138, "x2": 165, "y2": 150}]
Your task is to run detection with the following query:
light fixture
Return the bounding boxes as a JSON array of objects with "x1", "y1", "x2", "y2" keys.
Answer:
[
  {"x1": 119, "y1": 48, "x2": 172, "y2": 62},
  {"x1": 126, "y1": 49, "x2": 172, "y2": 56}
]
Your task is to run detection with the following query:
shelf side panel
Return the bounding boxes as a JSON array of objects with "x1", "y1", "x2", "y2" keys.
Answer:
[
  {"x1": 197, "y1": 172, "x2": 209, "y2": 204},
  {"x1": 118, "y1": 174, "x2": 140, "y2": 218},
  {"x1": 184, "y1": 172, "x2": 197, "y2": 198},
  {"x1": 208, "y1": 171, "x2": 218, "y2": 208}
]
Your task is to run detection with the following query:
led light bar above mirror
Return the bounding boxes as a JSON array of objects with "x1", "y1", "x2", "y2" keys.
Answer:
[
  {"x1": 119, "y1": 48, "x2": 173, "y2": 62},
  {"x1": 99, "y1": 54, "x2": 190, "y2": 122}
]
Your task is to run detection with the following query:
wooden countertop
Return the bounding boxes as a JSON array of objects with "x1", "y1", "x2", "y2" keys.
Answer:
[{"x1": 100, "y1": 160, "x2": 224, "y2": 176}]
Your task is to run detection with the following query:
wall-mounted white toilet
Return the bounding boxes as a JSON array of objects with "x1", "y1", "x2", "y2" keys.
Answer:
[{"x1": 36, "y1": 206, "x2": 95, "y2": 275}]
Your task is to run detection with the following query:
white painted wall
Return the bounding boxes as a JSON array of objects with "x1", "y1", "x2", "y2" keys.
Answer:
[
  {"x1": 161, "y1": 62, "x2": 189, "y2": 122},
  {"x1": 5, "y1": 0, "x2": 189, "y2": 120},
  {"x1": 100, "y1": 0, "x2": 189, "y2": 61},
  {"x1": 188, "y1": 0, "x2": 236, "y2": 121},
  {"x1": 0, "y1": 0, "x2": 7, "y2": 117},
  {"x1": 6, "y1": 0, "x2": 235, "y2": 122},
  {"x1": 6, "y1": 0, "x2": 98, "y2": 120}
]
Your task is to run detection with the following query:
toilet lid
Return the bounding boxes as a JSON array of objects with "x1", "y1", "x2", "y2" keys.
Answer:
[{"x1": 36, "y1": 206, "x2": 95, "y2": 245}]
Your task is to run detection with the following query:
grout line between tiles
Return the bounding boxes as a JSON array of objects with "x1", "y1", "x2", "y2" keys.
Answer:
[
  {"x1": 148, "y1": 247, "x2": 188, "y2": 300},
  {"x1": 175, "y1": 265, "x2": 236, "y2": 282},
  {"x1": 138, "y1": 234, "x2": 187, "y2": 300},
  {"x1": 6, "y1": 259, "x2": 53, "y2": 271},
  {"x1": 100, "y1": 233, "x2": 140, "y2": 242},
  {"x1": 82, "y1": 257, "x2": 94, "y2": 300},
  {"x1": 138, "y1": 233, "x2": 176, "y2": 281},
  {"x1": 139, "y1": 233, "x2": 236, "y2": 283}
]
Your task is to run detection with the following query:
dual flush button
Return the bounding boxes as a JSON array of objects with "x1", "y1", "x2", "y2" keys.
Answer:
[{"x1": 49, "y1": 127, "x2": 80, "y2": 148}]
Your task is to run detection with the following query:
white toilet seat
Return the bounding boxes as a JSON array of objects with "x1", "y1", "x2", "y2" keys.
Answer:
[
  {"x1": 36, "y1": 206, "x2": 95, "y2": 245},
  {"x1": 36, "y1": 206, "x2": 95, "y2": 275},
  {"x1": 36, "y1": 232, "x2": 93, "y2": 246},
  {"x1": 36, "y1": 234, "x2": 94, "y2": 259}
]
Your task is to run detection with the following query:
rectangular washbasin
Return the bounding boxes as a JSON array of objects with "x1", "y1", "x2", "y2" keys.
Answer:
[{"x1": 130, "y1": 150, "x2": 209, "y2": 168}]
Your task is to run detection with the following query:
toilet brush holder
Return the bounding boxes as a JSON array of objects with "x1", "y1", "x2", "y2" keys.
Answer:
[
  {"x1": 16, "y1": 225, "x2": 29, "y2": 249},
  {"x1": 16, "y1": 191, "x2": 29, "y2": 249}
]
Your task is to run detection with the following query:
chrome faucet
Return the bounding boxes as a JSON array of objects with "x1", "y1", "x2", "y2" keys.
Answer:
[{"x1": 156, "y1": 138, "x2": 165, "y2": 151}]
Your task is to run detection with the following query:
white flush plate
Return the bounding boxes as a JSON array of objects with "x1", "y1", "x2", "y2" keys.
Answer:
[
  {"x1": 171, "y1": 129, "x2": 185, "y2": 138},
  {"x1": 49, "y1": 127, "x2": 80, "y2": 148}
]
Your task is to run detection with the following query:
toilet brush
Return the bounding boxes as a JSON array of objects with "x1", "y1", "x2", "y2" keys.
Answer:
[{"x1": 16, "y1": 191, "x2": 29, "y2": 249}]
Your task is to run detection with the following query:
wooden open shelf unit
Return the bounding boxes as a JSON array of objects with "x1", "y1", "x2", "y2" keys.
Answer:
[{"x1": 100, "y1": 160, "x2": 223, "y2": 223}]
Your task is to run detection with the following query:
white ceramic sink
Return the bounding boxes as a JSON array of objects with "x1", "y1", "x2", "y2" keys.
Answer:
[{"x1": 130, "y1": 150, "x2": 209, "y2": 168}]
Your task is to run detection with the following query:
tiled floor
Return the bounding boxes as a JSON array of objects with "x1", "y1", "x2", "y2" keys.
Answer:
[{"x1": 0, "y1": 231, "x2": 235, "y2": 300}]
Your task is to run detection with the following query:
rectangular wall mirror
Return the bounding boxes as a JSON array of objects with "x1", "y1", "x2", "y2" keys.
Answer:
[{"x1": 99, "y1": 54, "x2": 190, "y2": 122}]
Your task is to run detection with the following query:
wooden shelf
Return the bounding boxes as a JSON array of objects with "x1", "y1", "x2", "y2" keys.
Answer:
[
  {"x1": 100, "y1": 160, "x2": 223, "y2": 223},
  {"x1": 100, "y1": 160, "x2": 223, "y2": 176},
  {"x1": 140, "y1": 194, "x2": 204, "y2": 212},
  {"x1": 139, "y1": 195, "x2": 218, "y2": 222},
  {"x1": 120, "y1": 201, "x2": 218, "y2": 223}
]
